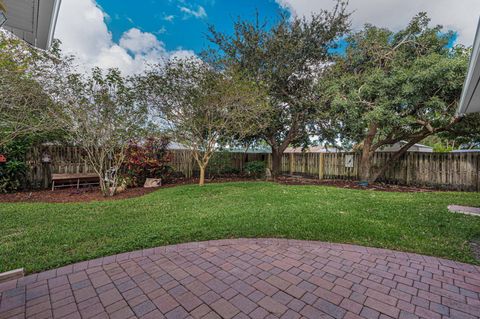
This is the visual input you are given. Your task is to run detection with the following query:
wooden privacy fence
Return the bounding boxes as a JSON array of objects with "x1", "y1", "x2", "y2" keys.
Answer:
[
  {"x1": 25, "y1": 146, "x2": 269, "y2": 188},
  {"x1": 168, "y1": 151, "x2": 268, "y2": 178},
  {"x1": 26, "y1": 146, "x2": 96, "y2": 189},
  {"x1": 280, "y1": 152, "x2": 480, "y2": 191},
  {"x1": 25, "y1": 146, "x2": 480, "y2": 191}
]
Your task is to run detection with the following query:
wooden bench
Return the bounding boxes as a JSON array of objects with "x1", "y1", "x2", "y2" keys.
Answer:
[{"x1": 51, "y1": 173, "x2": 100, "y2": 191}]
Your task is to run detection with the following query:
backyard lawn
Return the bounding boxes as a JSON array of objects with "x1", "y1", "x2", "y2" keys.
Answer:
[{"x1": 1, "y1": 182, "x2": 480, "y2": 274}]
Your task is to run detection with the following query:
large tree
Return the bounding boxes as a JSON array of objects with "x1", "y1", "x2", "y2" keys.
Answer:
[
  {"x1": 208, "y1": 2, "x2": 350, "y2": 177},
  {"x1": 321, "y1": 13, "x2": 470, "y2": 183},
  {"x1": 58, "y1": 68, "x2": 150, "y2": 196},
  {"x1": 0, "y1": 34, "x2": 62, "y2": 148},
  {"x1": 139, "y1": 58, "x2": 269, "y2": 186}
]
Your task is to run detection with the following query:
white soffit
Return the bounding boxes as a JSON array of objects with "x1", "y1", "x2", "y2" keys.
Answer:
[
  {"x1": 458, "y1": 18, "x2": 480, "y2": 115},
  {"x1": 2, "y1": 0, "x2": 62, "y2": 50}
]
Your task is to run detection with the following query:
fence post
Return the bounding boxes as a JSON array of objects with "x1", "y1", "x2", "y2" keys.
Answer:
[
  {"x1": 289, "y1": 153, "x2": 294, "y2": 175},
  {"x1": 43, "y1": 163, "x2": 51, "y2": 189},
  {"x1": 318, "y1": 153, "x2": 324, "y2": 180},
  {"x1": 477, "y1": 153, "x2": 480, "y2": 192},
  {"x1": 406, "y1": 153, "x2": 410, "y2": 185}
]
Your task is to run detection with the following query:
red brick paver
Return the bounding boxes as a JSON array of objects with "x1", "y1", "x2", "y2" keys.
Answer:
[{"x1": 1, "y1": 239, "x2": 479, "y2": 318}]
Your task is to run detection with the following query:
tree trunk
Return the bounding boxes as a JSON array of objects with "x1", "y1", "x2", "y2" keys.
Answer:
[
  {"x1": 108, "y1": 175, "x2": 118, "y2": 197},
  {"x1": 369, "y1": 134, "x2": 429, "y2": 183},
  {"x1": 359, "y1": 123, "x2": 378, "y2": 184},
  {"x1": 199, "y1": 165, "x2": 206, "y2": 186},
  {"x1": 99, "y1": 176, "x2": 110, "y2": 197},
  {"x1": 94, "y1": 166, "x2": 109, "y2": 197},
  {"x1": 271, "y1": 149, "x2": 283, "y2": 179},
  {"x1": 243, "y1": 142, "x2": 251, "y2": 172},
  {"x1": 359, "y1": 148, "x2": 373, "y2": 183}
]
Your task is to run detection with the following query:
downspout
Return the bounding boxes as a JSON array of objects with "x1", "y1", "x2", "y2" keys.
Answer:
[{"x1": 46, "y1": 0, "x2": 62, "y2": 49}]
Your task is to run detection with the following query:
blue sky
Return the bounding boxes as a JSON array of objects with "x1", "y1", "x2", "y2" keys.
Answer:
[
  {"x1": 55, "y1": 0, "x2": 477, "y2": 75},
  {"x1": 97, "y1": 0, "x2": 288, "y2": 54}
]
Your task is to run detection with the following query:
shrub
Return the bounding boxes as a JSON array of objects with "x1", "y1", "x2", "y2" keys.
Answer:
[
  {"x1": 244, "y1": 161, "x2": 266, "y2": 179},
  {"x1": 0, "y1": 160, "x2": 27, "y2": 193},
  {"x1": 207, "y1": 152, "x2": 238, "y2": 177},
  {"x1": 123, "y1": 137, "x2": 172, "y2": 187},
  {"x1": 0, "y1": 137, "x2": 33, "y2": 193},
  {"x1": 0, "y1": 130, "x2": 67, "y2": 192}
]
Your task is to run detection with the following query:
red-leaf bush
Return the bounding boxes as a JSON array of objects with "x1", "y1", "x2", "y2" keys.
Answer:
[{"x1": 122, "y1": 137, "x2": 173, "y2": 187}]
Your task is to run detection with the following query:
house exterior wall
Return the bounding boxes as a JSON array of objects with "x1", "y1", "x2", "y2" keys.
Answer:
[{"x1": 2, "y1": 0, "x2": 61, "y2": 49}]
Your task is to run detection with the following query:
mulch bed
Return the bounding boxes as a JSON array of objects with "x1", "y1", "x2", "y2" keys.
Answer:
[
  {"x1": 0, "y1": 176, "x2": 440, "y2": 203},
  {"x1": 0, "y1": 177, "x2": 253, "y2": 203},
  {"x1": 0, "y1": 186, "x2": 158, "y2": 203},
  {"x1": 275, "y1": 176, "x2": 439, "y2": 193}
]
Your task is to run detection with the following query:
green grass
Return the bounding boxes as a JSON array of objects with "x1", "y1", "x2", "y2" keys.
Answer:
[{"x1": 1, "y1": 182, "x2": 480, "y2": 273}]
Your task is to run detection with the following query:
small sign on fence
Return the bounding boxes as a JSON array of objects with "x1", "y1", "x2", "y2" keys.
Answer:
[{"x1": 345, "y1": 154, "x2": 354, "y2": 168}]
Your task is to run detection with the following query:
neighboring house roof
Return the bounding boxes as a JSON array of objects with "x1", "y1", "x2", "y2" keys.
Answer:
[
  {"x1": 2, "y1": 0, "x2": 62, "y2": 50},
  {"x1": 167, "y1": 142, "x2": 435, "y2": 154},
  {"x1": 378, "y1": 141, "x2": 433, "y2": 153},
  {"x1": 451, "y1": 149, "x2": 480, "y2": 153},
  {"x1": 224, "y1": 148, "x2": 272, "y2": 153},
  {"x1": 167, "y1": 142, "x2": 189, "y2": 150},
  {"x1": 166, "y1": 143, "x2": 273, "y2": 154},
  {"x1": 458, "y1": 18, "x2": 480, "y2": 115},
  {"x1": 284, "y1": 146, "x2": 339, "y2": 153}
]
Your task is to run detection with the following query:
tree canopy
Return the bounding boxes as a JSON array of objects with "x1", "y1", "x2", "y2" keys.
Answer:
[
  {"x1": 2, "y1": 6, "x2": 480, "y2": 191},
  {"x1": 208, "y1": 1, "x2": 351, "y2": 177},
  {"x1": 320, "y1": 13, "x2": 470, "y2": 182},
  {"x1": 137, "y1": 58, "x2": 270, "y2": 185},
  {"x1": 0, "y1": 34, "x2": 63, "y2": 148},
  {"x1": 57, "y1": 67, "x2": 150, "y2": 195}
]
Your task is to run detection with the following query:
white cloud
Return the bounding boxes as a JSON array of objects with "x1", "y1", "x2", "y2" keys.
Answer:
[
  {"x1": 163, "y1": 15, "x2": 175, "y2": 22},
  {"x1": 156, "y1": 27, "x2": 168, "y2": 35},
  {"x1": 276, "y1": 0, "x2": 480, "y2": 45},
  {"x1": 54, "y1": 0, "x2": 195, "y2": 75},
  {"x1": 126, "y1": 17, "x2": 135, "y2": 25},
  {"x1": 179, "y1": 5, "x2": 207, "y2": 19},
  {"x1": 119, "y1": 28, "x2": 163, "y2": 55}
]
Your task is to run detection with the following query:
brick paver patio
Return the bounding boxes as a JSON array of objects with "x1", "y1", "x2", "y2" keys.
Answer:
[{"x1": 1, "y1": 238, "x2": 479, "y2": 319}]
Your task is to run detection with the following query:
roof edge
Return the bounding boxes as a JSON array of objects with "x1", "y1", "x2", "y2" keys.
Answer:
[
  {"x1": 46, "y1": 0, "x2": 61, "y2": 50},
  {"x1": 458, "y1": 17, "x2": 480, "y2": 115}
]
